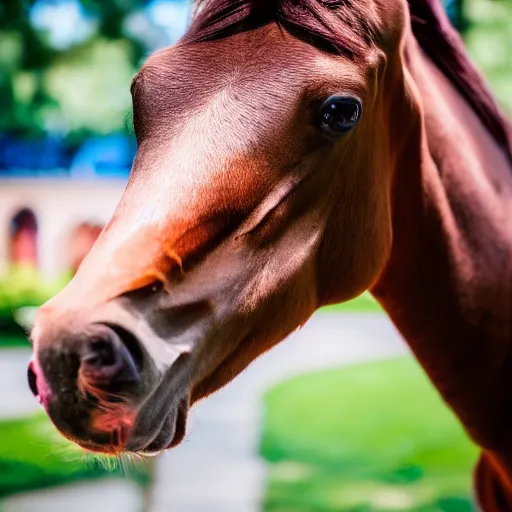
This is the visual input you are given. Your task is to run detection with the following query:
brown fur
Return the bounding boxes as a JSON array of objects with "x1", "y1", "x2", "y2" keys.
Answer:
[{"x1": 31, "y1": 1, "x2": 512, "y2": 506}]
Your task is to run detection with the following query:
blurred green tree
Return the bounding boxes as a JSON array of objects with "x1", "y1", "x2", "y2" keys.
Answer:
[
  {"x1": 0, "y1": 0, "x2": 148, "y2": 140},
  {"x1": 452, "y1": 0, "x2": 466, "y2": 31},
  {"x1": 0, "y1": 1, "x2": 56, "y2": 137}
]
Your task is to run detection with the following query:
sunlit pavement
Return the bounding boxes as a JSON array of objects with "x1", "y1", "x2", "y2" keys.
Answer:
[
  {"x1": 0, "y1": 312, "x2": 408, "y2": 512},
  {"x1": 0, "y1": 349, "x2": 38, "y2": 419},
  {"x1": 1, "y1": 479, "x2": 143, "y2": 512}
]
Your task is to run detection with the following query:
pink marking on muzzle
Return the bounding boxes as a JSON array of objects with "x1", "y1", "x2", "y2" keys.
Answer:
[
  {"x1": 91, "y1": 407, "x2": 137, "y2": 450},
  {"x1": 27, "y1": 359, "x2": 50, "y2": 408}
]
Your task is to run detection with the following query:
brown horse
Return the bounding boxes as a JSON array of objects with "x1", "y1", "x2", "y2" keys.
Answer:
[{"x1": 28, "y1": 0, "x2": 512, "y2": 508}]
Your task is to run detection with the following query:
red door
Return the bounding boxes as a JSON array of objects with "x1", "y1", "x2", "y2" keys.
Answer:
[
  {"x1": 68, "y1": 222, "x2": 104, "y2": 274},
  {"x1": 9, "y1": 209, "x2": 38, "y2": 268}
]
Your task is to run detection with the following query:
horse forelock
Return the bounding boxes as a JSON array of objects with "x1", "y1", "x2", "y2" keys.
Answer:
[{"x1": 183, "y1": 0, "x2": 379, "y2": 60}]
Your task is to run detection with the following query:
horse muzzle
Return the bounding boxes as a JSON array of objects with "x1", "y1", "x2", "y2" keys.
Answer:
[
  {"x1": 28, "y1": 317, "x2": 190, "y2": 454},
  {"x1": 28, "y1": 323, "x2": 143, "y2": 404}
]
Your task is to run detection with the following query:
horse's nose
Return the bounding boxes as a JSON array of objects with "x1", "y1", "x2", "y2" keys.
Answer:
[
  {"x1": 80, "y1": 325, "x2": 140, "y2": 387},
  {"x1": 27, "y1": 361, "x2": 39, "y2": 398}
]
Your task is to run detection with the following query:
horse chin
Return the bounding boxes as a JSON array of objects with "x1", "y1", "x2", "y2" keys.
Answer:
[
  {"x1": 74, "y1": 403, "x2": 187, "y2": 455},
  {"x1": 170, "y1": 399, "x2": 188, "y2": 446},
  {"x1": 139, "y1": 398, "x2": 189, "y2": 454}
]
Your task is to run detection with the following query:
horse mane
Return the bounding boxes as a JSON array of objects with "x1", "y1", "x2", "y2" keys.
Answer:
[
  {"x1": 184, "y1": 0, "x2": 512, "y2": 164},
  {"x1": 183, "y1": 0, "x2": 378, "y2": 59},
  {"x1": 408, "y1": 0, "x2": 512, "y2": 164}
]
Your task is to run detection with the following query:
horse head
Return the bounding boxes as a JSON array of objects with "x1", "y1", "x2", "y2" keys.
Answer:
[{"x1": 29, "y1": 0, "x2": 416, "y2": 454}]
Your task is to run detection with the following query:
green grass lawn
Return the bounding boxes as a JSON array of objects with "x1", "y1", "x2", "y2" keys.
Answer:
[
  {"x1": 0, "y1": 334, "x2": 30, "y2": 349},
  {"x1": 261, "y1": 358, "x2": 479, "y2": 512},
  {"x1": 321, "y1": 292, "x2": 383, "y2": 314},
  {"x1": 0, "y1": 414, "x2": 151, "y2": 498}
]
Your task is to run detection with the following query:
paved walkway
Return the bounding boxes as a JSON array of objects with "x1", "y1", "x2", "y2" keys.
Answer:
[
  {"x1": 0, "y1": 348, "x2": 39, "y2": 419},
  {"x1": 1, "y1": 479, "x2": 143, "y2": 512},
  {"x1": 0, "y1": 312, "x2": 408, "y2": 512}
]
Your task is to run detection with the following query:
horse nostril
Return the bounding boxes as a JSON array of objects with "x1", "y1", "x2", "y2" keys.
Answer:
[
  {"x1": 81, "y1": 327, "x2": 140, "y2": 386},
  {"x1": 84, "y1": 339, "x2": 118, "y2": 369},
  {"x1": 27, "y1": 362, "x2": 39, "y2": 398}
]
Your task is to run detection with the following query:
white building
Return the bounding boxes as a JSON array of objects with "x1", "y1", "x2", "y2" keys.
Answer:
[{"x1": 0, "y1": 178, "x2": 126, "y2": 278}]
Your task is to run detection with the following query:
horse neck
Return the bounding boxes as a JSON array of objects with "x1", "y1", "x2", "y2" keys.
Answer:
[{"x1": 372, "y1": 32, "x2": 512, "y2": 455}]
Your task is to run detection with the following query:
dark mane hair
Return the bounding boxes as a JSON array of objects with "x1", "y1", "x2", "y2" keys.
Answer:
[
  {"x1": 183, "y1": 0, "x2": 378, "y2": 59},
  {"x1": 408, "y1": 0, "x2": 512, "y2": 164},
  {"x1": 183, "y1": 0, "x2": 512, "y2": 164}
]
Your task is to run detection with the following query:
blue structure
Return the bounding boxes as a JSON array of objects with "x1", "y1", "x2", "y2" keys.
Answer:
[
  {"x1": 69, "y1": 136, "x2": 136, "y2": 178},
  {"x1": 0, "y1": 135, "x2": 135, "y2": 179}
]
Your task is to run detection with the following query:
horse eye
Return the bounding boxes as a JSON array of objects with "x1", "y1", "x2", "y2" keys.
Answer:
[{"x1": 318, "y1": 96, "x2": 362, "y2": 136}]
